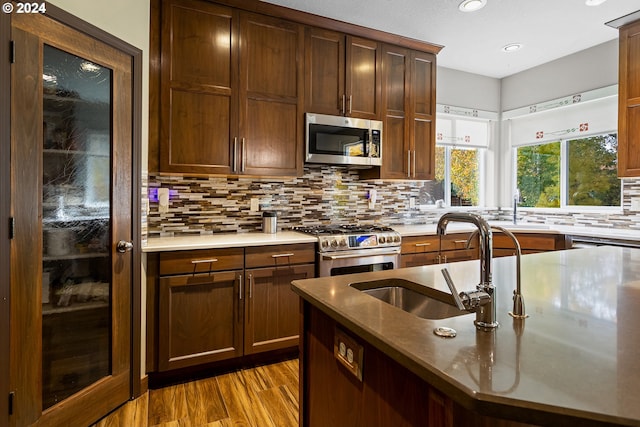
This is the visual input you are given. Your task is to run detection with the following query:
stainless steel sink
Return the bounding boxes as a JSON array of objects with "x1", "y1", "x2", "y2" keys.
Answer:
[{"x1": 350, "y1": 278, "x2": 468, "y2": 320}]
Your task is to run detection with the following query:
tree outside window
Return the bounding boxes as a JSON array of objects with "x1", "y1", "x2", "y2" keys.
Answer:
[{"x1": 516, "y1": 133, "x2": 620, "y2": 208}]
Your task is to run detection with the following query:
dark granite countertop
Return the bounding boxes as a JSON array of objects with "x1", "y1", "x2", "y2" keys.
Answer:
[{"x1": 292, "y1": 246, "x2": 640, "y2": 426}]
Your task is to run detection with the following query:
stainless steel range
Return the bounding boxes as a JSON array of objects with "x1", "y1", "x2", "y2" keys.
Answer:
[{"x1": 293, "y1": 225, "x2": 402, "y2": 277}]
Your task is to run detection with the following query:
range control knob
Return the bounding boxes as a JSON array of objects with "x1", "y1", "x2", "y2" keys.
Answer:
[
  {"x1": 321, "y1": 239, "x2": 329, "y2": 249},
  {"x1": 339, "y1": 237, "x2": 348, "y2": 247},
  {"x1": 379, "y1": 236, "x2": 386, "y2": 244},
  {"x1": 330, "y1": 238, "x2": 338, "y2": 248}
]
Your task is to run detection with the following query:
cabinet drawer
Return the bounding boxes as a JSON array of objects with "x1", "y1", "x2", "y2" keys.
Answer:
[
  {"x1": 159, "y1": 248, "x2": 244, "y2": 276},
  {"x1": 245, "y1": 243, "x2": 315, "y2": 268},
  {"x1": 401, "y1": 233, "x2": 472, "y2": 254},
  {"x1": 494, "y1": 234, "x2": 560, "y2": 251}
]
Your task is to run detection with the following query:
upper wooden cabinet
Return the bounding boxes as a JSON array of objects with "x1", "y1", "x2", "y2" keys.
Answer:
[
  {"x1": 159, "y1": 0, "x2": 303, "y2": 176},
  {"x1": 617, "y1": 18, "x2": 640, "y2": 177},
  {"x1": 361, "y1": 45, "x2": 436, "y2": 180},
  {"x1": 305, "y1": 27, "x2": 381, "y2": 119}
]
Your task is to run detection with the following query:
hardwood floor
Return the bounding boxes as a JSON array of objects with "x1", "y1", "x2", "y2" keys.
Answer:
[{"x1": 92, "y1": 359, "x2": 299, "y2": 427}]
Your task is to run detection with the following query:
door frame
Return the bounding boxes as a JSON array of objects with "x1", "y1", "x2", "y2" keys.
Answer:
[{"x1": 1, "y1": 2, "x2": 143, "y2": 424}]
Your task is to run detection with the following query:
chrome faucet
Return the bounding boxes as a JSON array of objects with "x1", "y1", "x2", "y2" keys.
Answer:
[
  {"x1": 437, "y1": 213, "x2": 498, "y2": 331},
  {"x1": 466, "y1": 225, "x2": 528, "y2": 319}
]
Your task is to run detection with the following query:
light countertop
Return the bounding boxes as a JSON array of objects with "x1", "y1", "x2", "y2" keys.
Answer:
[
  {"x1": 142, "y1": 231, "x2": 317, "y2": 252},
  {"x1": 291, "y1": 246, "x2": 640, "y2": 426},
  {"x1": 142, "y1": 221, "x2": 640, "y2": 252}
]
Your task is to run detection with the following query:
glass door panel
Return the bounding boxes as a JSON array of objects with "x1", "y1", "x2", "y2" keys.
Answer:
[{"x1": 42, "y1": 44, "x2": 112, "y2": 409}]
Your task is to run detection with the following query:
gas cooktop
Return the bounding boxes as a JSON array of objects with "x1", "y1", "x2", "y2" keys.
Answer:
[{"x1": 293, "y1": 224, "x2": 396, "y2": 236}]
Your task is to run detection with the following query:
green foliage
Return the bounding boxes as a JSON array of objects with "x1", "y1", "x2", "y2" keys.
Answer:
[
  {"x1": 517, "y1": 142, "x2": 561, "y2": 207},
  {"x1": 451, "y1": 148, "x2": 478, "y2": 205},
  {"x1": 567, "y1": 134, "x2": 620, "y2": 206}
]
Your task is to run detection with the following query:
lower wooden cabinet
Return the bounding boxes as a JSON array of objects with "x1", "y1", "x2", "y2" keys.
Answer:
[
  {"x1": 400, "y1": 233, "x2": 477, "y2": 268},
  {"x1": 158, "y1": 271, "x2": 243, "y2": 371},
  {"x1": 493, "y1": 232, "x2": 572, "y2": 257},
  {"x1": 244, "y1": 264, "x2": 315, "y2": 354},
  {"x1": 153, "y1": 243, "x2": 315, "y2": 372}
]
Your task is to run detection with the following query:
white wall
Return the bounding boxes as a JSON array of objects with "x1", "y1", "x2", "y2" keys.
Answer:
[
  {"x1": 501, "y1": 39, "x2": 618, "y2": 111},
  {"x1": 437, "y1": 67, "x2": 501, "y2": 112},
  {"x1": 48, "y1": 0, "x2": 150, "y2": 379}
]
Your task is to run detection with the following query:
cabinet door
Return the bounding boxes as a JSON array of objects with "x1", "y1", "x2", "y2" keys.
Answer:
[
  {"x1": 11, "y1": 12, "x2": 134, "y2": 427},
  {"x1": 304, "y1": 27, "x2": 345, "y2": 116},
  {"x1": 239, "y1": 13, "x2": 303, "y2": 176},
  {"x1": 345, "y1": 36, "x2": 381, "y2": 119},
  {"x1": 410, "y1": 50, "x2": 436, "y2": 180},
  {"x1": 380, "y1": 44, "x2": 411, "y2": 179},
  {"x1": 160, "y1": 0, "x2": 237, "y2": 174},
  {"x1": 158, "y1": 271, "x2": 243, "y2": 371},
  {"x1": 617, "y1": 20, "x2": 640, "y2": 177},
  {"x1": 244, "y1": 264, "x2": 314, "y2": 354}
]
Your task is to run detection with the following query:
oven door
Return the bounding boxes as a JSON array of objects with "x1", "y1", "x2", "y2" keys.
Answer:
[{"x1": 319, "y1": 247, "x2": 401, "y2": 277}]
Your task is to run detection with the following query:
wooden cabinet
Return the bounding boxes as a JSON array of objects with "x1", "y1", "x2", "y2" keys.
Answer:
[
  {"x1": 361, "y1": 45, "x2": 436, "y2": 180},
  {"x1": 154, "y1": 243, "x2": 315, "y2": 372},
  {"x1": 400, "y1": 233, "x2": 477, "y2": 268},
  {"x1": 617, "y1": 18, "x2": 640, "y2": 177},
  {"x1": 160, "y1": 0, "x2": 303, "y2": 176},
  {"x1": 158, "y1": 248, "x2": 244, "y2": 371},
  {"x1": 301, "y1": 302, "x2": 532, "y2": 427},
  {"x1": 305, "y1": 27, "x2": 381, "y2": 119},
  {"x1": 244, "y1": 244, "x2": 315, "y2": 354},
  {"x1": 493, "y1": 232, "x2": 572, "y2": 257}
]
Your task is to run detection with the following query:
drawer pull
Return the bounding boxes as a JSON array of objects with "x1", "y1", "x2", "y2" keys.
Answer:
[
  {"x1": 191, "y1": 258, "x2": 218, "y2": 264},
  {"x1": 415, "y1": 243, "x2": 431, "y2": 246},
  {"x1": 454, "y1": 240, "x2": 468, "y2": 244},
  {"x1": 271, "y1": 253, "x2": 294, "y2": 258}
]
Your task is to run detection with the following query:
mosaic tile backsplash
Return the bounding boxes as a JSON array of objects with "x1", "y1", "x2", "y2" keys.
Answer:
[{"x1": 146, "y1": 165, "x2": 640, "y2": 237}]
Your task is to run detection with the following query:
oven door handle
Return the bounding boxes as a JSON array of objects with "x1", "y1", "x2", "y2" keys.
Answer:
[{"x1": 321, "y1": 250, "x2": 400, "y2": 260}]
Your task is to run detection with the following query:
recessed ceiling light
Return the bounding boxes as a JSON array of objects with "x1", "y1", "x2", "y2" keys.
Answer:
[
  {"x1": 458, "y1": 0, "x2": 487, "y2": 12},
  {"x1": 502, "y1": 43, "x2": 523, "y2": 52},
  {"x1": 585, "y1": 0, "x2": 607, "y2": 6}
]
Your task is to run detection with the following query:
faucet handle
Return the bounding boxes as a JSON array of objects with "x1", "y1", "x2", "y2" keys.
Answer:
[{"x1": 441, "y1": 268, "x2": 467, "y2": 311}]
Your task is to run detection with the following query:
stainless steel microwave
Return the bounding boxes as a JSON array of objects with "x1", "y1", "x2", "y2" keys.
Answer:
[{"x1": 305, "y1": 113, "x2": 382, "y2": 167}]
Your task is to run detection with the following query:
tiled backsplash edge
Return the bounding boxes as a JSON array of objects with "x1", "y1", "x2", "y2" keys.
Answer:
[{"x1": 145, "y1": 166, "x2": 640, "y2": 237}]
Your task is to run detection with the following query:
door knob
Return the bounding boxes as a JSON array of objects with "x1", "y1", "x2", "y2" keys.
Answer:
[{"x1": 116, "y1": 240, "x2": 134, "y2": 253}]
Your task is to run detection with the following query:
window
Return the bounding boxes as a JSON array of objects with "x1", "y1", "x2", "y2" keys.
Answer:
[
  {"x1": 515, "y1": 133, "x2": 620, "y2": 208},
  {"x1": 434, "y1": 116, "x2": 488, "y2": 207}
]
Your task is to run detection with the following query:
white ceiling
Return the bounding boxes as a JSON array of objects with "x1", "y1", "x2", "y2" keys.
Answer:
[{"x1": 262, "y1": 0, "x2": 640, "y2": 79}]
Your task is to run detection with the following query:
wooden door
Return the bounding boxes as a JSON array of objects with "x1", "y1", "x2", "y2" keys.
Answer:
[
  {"x1": 617, "y1": 19, "x2": 640, "y2": 177},
  {"x1": 244, "y1": 264, "x2": 314, "y2": 354},
  {"x1": 10, "y1": 11, "x2": 133, "y2": 427},
  {"x1": 410, "y1": 50, "x2": 436, "y2": 180},
  {"x1": 159, "y1": 0, "x2": 238, "y2": 174},
  {"x1": 158, "y1": 271, "x2": 244, "y2": 371},
  {"x1": 304, "y1": 27, "x2": 345, "y2": 116},
  {"x1": 239, "y1": 12, "x2": 303, "y2": 176},
  {"x1": 345, "y1": 36, "x2": 381, "y2": 119}
]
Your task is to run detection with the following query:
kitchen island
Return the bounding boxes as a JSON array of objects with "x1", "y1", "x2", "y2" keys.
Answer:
[{"x1": 292, "y1": 246, "x2": 640, "y2": 426}]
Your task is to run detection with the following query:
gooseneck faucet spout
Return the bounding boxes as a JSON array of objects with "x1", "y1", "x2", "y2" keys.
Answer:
[{"x1": 437, "y1": 213, "x2": 498, "y2": 331}]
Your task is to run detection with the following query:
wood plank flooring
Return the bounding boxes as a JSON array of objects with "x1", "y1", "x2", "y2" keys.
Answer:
[{"x1": 92, "y1": 359, "x2": 299, "y2": 427}]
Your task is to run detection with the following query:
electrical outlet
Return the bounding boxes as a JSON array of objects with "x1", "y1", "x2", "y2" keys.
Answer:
[
  {"x1": 250, "y1": 197, "x2": 260, "y2": 212},
  {"x1": 631, "y1": 197, "x2": 640, "y2": 211},
  {"x1": 409, "y1": 197, "x2": 416, "y2": 209}
]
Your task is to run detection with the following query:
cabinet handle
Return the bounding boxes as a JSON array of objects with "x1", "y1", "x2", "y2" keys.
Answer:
[
  {"x1": 191, "y1": 258, "x2": 218, "y2": 264},
  {"x1": 341, "y1": 94, "x2": 346, "y2": 115},
  {"x1": 415, "y1": 243, "x2": 431, "y2": 247},
  {"x1": 271, "y1": 253, "x2": 294, "y2": 258},
  {"x1": 248, "y1": 273, "x2": 253, "y2": 299},
  {"x1": 241, "y1": 138, "x2": 246, "y2": 172},
  {"x1": 413, "y1": 150, "x2": 417, "y2": 178},
  {"x1": 239, "y1": 273, "x2": 243, "y2": 300},
  {"x1": 454, "y1": 240, "x2": 468, "y2": 244},
  {"x1": 233, "y1": 137, "x2": 238, "y2": 172},
  {"x1": 348, "y1": 95, "x2": 353, "y2": 115},
  {"x1": 407, "y1": 150, "x2": 411, "y2": 178}
]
